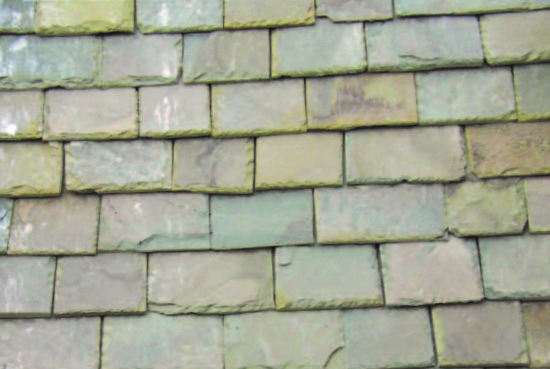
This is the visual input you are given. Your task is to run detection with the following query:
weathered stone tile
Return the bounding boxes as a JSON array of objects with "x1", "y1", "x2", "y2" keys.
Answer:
[
  {"x1": 272, "y1": 18, "x2": 366, "y2": 77},
  {"x1": 315, "y1": 184, "x2": 446, "y2": 244},
  {"x1": 212, "y1": 80, "x2": 306, "y2": 137},
  {"x1": 225, "y1": 0, "x2": 314, "y2": 28},
  {"x1": 532, "y1": 0, "x2": 550, "y2": 8},
  {"x1": 366, "y1": 17, "x2": 483, "y2": 72},
  {"x1": 481, "y1": 10, "x2": 550, "y2": 65},
  {"x1": 381, "y1": 237, "x2": 483, "y2": 306},
  {"x1": 102, "y1": 313, "x2": 223, "y2": 369},
  {"x1": 275, "y1": 245, "x2": 382, "y2": 310},
  {"x1": 211, "y1": 190, "x2": 314, "y2": 249},
  {"x1": 417, "y1": 68, "x2": 516, "y2": 124},
  {"x1": 0, "y1": 142, "x2": 62, "y2": 197},
  {"x1": 183, "y1": 30, "x2": 269, "y2": 83},
  {"x1": 0, "y1": 0, "x2": 35, "y2": 33},
  {"x1": 102, "y1": 33, "x2": 182, "y2": 87},
  {"x1": 149, "y1": 250, "x2": 273, "y2": 314},
  {"x1": 317, "y1": 0, "x2": 392, "y2": 21},
  {"x1": 514, "y1": 64, "x2": 550, "y2": 121},
  {"x1": 523, "y1": 302, "x2": 550, "y2": 367},
  {"x1": 306, "y1": 73, "x2": 418, "y2": 129},
  {"x1": 526, "y1": 177, "x2": 550, "y2": 233},
  {"x1": 137, "y1": 0, "x2": 222, "y2": 33},
  {"x1": 395, "y1": 0, "x2": 530, "y2": 16},
  {"x1": 44, "y1": 89, "x2": 137, "y2": 141},
  {"x1": 0, "y1": 317, "x2": 100, "y2": 369},
  {"x1": 139, "y1": 85, "x2": 211, "y2": 138},
  {"x1": 0, "y1": 91, "x2": 43, "y2": 140},
  {"x1": 344, "y1": 308, "x2": 434, "y2": 369},
  {"x1": 346, "y1": 126, "x2": 465, "y2": 184},
  {"x1": 36, "y1": 0, "x2": 134, "y2": 35},
  {"x1": 173, "y1": 138, "x2": 253, "y2": 193},
  {"x1": 256, "y1": 133, "x2": 343, "y2": 189},
  {"x1": 432, "y1": 301, "x2": 528, "y2": 366},
  {"x1": 466, "y1": 122, "x2": 550, "y2": 178},
  {"x1": 8, "y1": 192, "x2": 99, "y2": 255},
  {"x1": 0, "y1": 199, "x2": 12, "y2": 253},
  {"x1": 65, "y1": 140, "x2": 172, "y2": 193},
  {"x1": 225, "y1": 311, "x2": 344, "y2": 369},
  {"x1": 0, "y1": 256, "x2": 55, "y2": 317},
  {"x1": 99, "y1": 193, "x2": 209, "y2": 252}
]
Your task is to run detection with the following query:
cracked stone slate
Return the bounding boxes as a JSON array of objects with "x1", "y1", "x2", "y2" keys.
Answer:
[
  {"x1": 523, "y1": 302, "x2": 550, "y2": 367},
  {"x1": 525, "y1": 177, "x2": 550, "y2": 233},
  {"x1": 149, "y1": 250, "x2": 273, "y2": 314},
  {"x1": 0, "y1": 91, "x2": 43, "y2": 140},
  {"x1": 272, "y1": 18, "x2": 367, "y2": 77},
  {"x1": 225, "y1": 311, "x2": 345, "y2": 369},
  {"x1": 0, "y1": 0, "x2": 35, "y2": 33},
  {"x1": 0, "y1": 199, "x2": 12, "y2": 253},
  {"x1": 102, "y1": 313, "x2": 223, "y2": 369},
  {"x1": 99, "y1": 193, "x2": 209, "y2": 252},
  {"x1": 514, "y1": 63, "x2": 550, "y2": 121},
  {"x1": 0, "y1": 256, "x2": 55, "y2": 317},
  {"x1": 395, "y1": 0, "x2": 532, "y2": 16},
  {"x1": 225, "y1": 0, "x2": 314, "y2": 28},
  {"x1": 275, "y1": 245, "x2": 383, "y2": 310},
  {"x1": 316, "y1": 0, "x2": 393, "y2": 22}
]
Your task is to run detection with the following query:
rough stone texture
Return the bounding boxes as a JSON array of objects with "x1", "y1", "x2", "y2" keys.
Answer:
[
  {"x1": 0, "y1": 142, "x2": 62, "y2": 197},
  {"x1": 65, "y1": 140, "x2": 172, "y2": 193},
  {"x1": 275, "y1": 245, "x2": 383, "y2": 310},
  {"x1": 479, "y1": 234, "x2": 550, "y2": 299},
  {"x1": 212, "y1": 80, "x2": 306, "y2": 137},
  {"x1": 417, "y1": 68, "x2": 516, "y2": 124},
  {"x1": 395, "y1": 0, "x2": 532, "y2": 15},
  {"x1": 44, "y1": 89, "x2": 137, "y2": 140},
  {"x1": 99, "y1": 193, "x2": 209, "y2": 252},
  {"x1": 0, "y1": 0, "x2": 35, "y2": 33},
  {"x1": 224, "y1": 311, "x2": 345, "y2": 369},
  {"x1": 0, "y1": 256, "x2": 55, "y2": 317},
  {"x1": 272, "y1": 19, "x2": 367, "y2": 77},
  {"x1": 36, "y1": 0, "x2": 134, "y2": 35},
  {"x1": 380, "y1": 237, "x2": 484, "y2": 306},
  {"x1": 317, "y1": 0, "x2": 393, "y2": 21},
  {"x1": 139, "y1": 85, "x2": 211, "y2": 138},
  {"x1": 346, "y1": 126, "x2": 466, "y2": 184},
  {"x1": 0, "y1": 199, "x2": 12, "y2": 253},
  {"x1": 306, "y1": 73, "x2": 418, "y2": 129},
  {"x1": 481, "y1": 10, "x2": 550, "y2": 65},
  {"x1": 344, "y1": 308, "x2": 435, "y2": 369},
  {"x1": 256, "y1": 133, "x2": 343, "y2": 189},
  {"x1": 55, "y1": 253, "x2": 146, "y2": 315},
  {"x1": 432, "y1": 301, "x2": 528, "y2": 366},
  {"x1": 173, "y1": 138, "x2": 254, "y2": 193},
  {"x1": 225, "y1": 0, "x2": 314, "y2": 28},
  {"x1": 149, "y1": 250, "x2": 273, "y2": 314},
  {"x1": 8, "y1": 192, "x2": 99, "y2": 255},
  {"x1": 366, "y1": 17, "x2": 483, "y2": 72},
  {"x1": 315, "y1": 184, "x2": 446, "y2": 243},
  {"x1": 102, "y1": 313, "x2": 223, "y2": 369},
  {"x1": 466, "y1": 122, "x2": 550, "y2": 178},
  {"x1": 0, "y1": 91, "x2": 43, "y2": 140},
  {"x1": 525, "y1": 177, "x2": 550, "y2": 232},
  {"x1": 211, "y1": 190, "x2": 314, "y2": 249},
  {"x1": 183, "y1": 30, "x2": 269, "y2": 83},
  {"x1": 137, "y1": 0, "x2": 222, "y2": 33},
  {"x1": 523, "y1": 302, "x2": 550, "y2": 367},
  {"x1": 102, "y1": 33, "x2": 182, "y2": 87},
  {"x1": 514, "y1": 63, "x2": 550, "y2": 121}
]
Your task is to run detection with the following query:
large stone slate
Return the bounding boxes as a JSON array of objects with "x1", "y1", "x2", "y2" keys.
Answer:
[
  {"x1": 0, "y1": 199, "x2": 12, "y2": 253},
  {"x1": 0, "y1": 91, "x2": 43, "y2": 139},
  {"x1": 149, "y1": 250, "x2": 273, "y2": 314},
  {"x1": 99, "y1": 193, "x2": 209, "y2": 252},
  {"x1": 514, "y1": 63, "x2": 550, "y2": 121},
  {"x1": 0, "y1": 0, "x2": 35, "y2": 33},
  {"x1": 272, "y1": 18, "x2": 367, "y2": 77},
  {"x1": 523, "y1": 302, "x2": 550, "y2": 367},
  {"x1": 395, "y1": 0, "x2": 531, "y2": 16},
  {"x1": 317, "y1": 0, "x2": 392, "y2": 21},
  {"x1": 225, "y1": 0, "x2": 314, "y2": 28},
  {"x1": 525, "y1": 177, "x2": 550, "y2": 232}
]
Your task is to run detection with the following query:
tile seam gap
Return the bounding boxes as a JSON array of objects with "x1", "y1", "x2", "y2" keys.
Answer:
[
  {"x1": 519, "y1": 302, "x2": 532, "y2": 364},
  {"x1": 427, "y1": 305, "x2": 439, "y2": 368},
  {"x1": 271, "y1": 247, "x2": 277, "y2": 309},
  {"x1": 311, "y1": 187, "x2": 318, "y2": 246},
  {"x1": 145, "y1": 253, "x2": 149, "y2": 313},
  {"x1": 5, "y1": 199, "x2": 15, "y2": 255},
  {"x1": 341, "y1": 131, "x2": 346, "y2": 186},
  {"x1": 95, "y1": 195, "x2": 103, "y2": 254},
  {"x1": 252, "y1": 137, "x2": 257, "y2": 191},
  {"x1": 475, "y1": 237, "x2": 488, "y2": 299},
  {"x1": 375, "y1": 244, "x2": 387, "y2": 305},
  {"x1": 98, "y1": 316, "x2": 105, "y2": 369},
  {"x1": 221, "y1": 314, "x2": 226, "y2": 369},
  {"x1": 208, "y1": 194, "x2": 213, "y2": 249},
  {"x1": 170, "y1": 138, "x2": 175, "y2": 190},
  {"x1": 50, "y1": 256, "x2": 59, "y2": 317}
]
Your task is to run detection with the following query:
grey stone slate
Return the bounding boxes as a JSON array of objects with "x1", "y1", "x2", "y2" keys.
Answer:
[
  {"x1": 225, "y1": 0, "x2": 314, "y2": 28},
  {"x1": 0, "y1": 199, "x2": 13, "y2": 253},
  {"x1": 317, "y1": 0, "x2": 393, "y2": 22},
  {"x1": 395, "y1": 0, "x2": 531, "y2": 16},
  {"x1": 514, "y1": 63, "x2": 550, "y2": 121},
  {"x1": 0, "y1": 0, "x2": 36, "y2": 33},
  {"x1": 523, "y1": 302, "x2": 550, "y2": 367},
  {"x1": 525, "y1": 177, "x2": 550, "y2": 233},
  {"x1": 0, "y1": 91, "x2": 43, "y2": 140}
]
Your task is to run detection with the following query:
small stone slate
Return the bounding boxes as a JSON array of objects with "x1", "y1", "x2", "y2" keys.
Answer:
[
  {"x1": 225, "y1": 311, "x2": 344, "y2": 369},
  {"x1": 346, "y1": 126, "x2": 466, "y2": 184},
  {"x1": 395, "y1": 0, "x2": 530, "y2": 16},
  {"x1": 99, "y1": 193, "x2": 209, "y2": 252},
  {"x1": 183, "y1": 30, "x2": 269, "y2": 83},
  {"x1": 0, "y1": 0, "x2": 35, "y2": 33},
  {"x1": 0, "y1": 91, "x2": 43, "y2": 139},
  {"x1": 272, "y1": 18, "x2": 367, "y2": 77},
  {"x1": 275, "y1": 245, "x2": 382, "y2": 310},
  {"x1": 0, "y1": 199, "x2": 12, "y2": 253},
  {"x1": 65, "y1": 140, "x2": 172, "y2": 193},
  {"x1": 44, "y1": 89, "x2": 137, "y2": 141},
  {"x1": 514, "y1": 63, "x2": 550, "y2": 121},
  {"x1": 139, "y1": 84, "x2": 211, "y2": 138},
  {"x1": 173, "y1": 138, "x2": 253, "y2": 193},
  {"x1": 315, "y1": 184, "x2": 446, "y2": 244},
  {"x1": 344, "y1": 308, "x2": 435, "y2": 369},
  {"x1": 0, "y1": 256, "x2": 55, "y2": 317},
  {"x1": 381, "y1": 237, "x2": 483, "y2": 306},
  {"x1": 211, "y1": 190, "x2": 314, "y2": 249},
  {"x1": 0, "y1": 142, "x2": 62, "y2": 197},
  {"x1": 8, "y1": 192, "x2": 99, "y2": 255},
  {"x1": 523, "y1": 302, "x2": 550, "y2": 367},
  {"x1": 149, "y1": 250, "x2": 273, "y2": 314},
  {"x1": 317, "y1": 0, "x2": 392, "y2": 21},
  {"x1": 417, "y1": 68, "x2": 516, "y2": 124},
  {"x1": 525, "y1": 177, "x2": 550, "y2": 232},
  {"x1": 306, "y1": 73, "x2": 418, "y2": 129},
  {"x1": 102, "y1": 313, "x2": 223, "y2": 369},
  {"x1": 212, "y1": 80, "x2": 306, "y2": 137},
  {"x1": 432, "y1": 301, "x2": 528, "y2": 366},
  {"x1": 225, "y1": 0, "x2": 314, "y2": 28}
]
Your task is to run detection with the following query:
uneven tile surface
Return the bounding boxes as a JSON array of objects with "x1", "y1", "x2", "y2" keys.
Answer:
[
  {"x1": 224, "y1": 0, "x2": 314, "y2": 28},
  {"x1": 0, "y1": 91, "x2": 43, "y2": 139},
  {"x1": 523, "y1": 302, "x2": 550, "y2": 367},
  {"x1": 525, "y1": 177, "x2": 550, "y2": 232},
  {"x1": 514, "y1": 63, "x2": 550, "y2": 121},
  {"x1": 0, "y1": 199, "x2": 13, "y2": 253},
  {"x1": 317, "y1": 0, "x2": 393, "y2": 21}
]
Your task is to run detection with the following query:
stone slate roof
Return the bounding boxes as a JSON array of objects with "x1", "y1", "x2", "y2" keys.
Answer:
[{"x1": 1, "y1": 0, "x2": 550, "y2": 368}]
